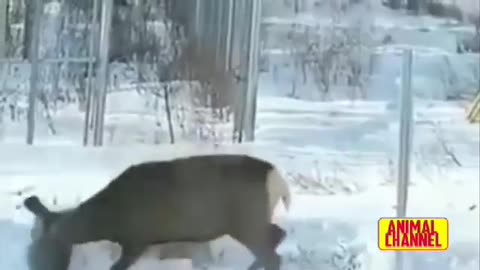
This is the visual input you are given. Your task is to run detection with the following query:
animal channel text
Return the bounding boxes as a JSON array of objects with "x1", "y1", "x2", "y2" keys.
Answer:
[{"x1": 377, "y1": 218, "x2": 449, "y2": 252}]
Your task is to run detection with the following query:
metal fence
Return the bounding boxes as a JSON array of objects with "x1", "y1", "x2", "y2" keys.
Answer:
[
  {"x1": 0, "y1": 0, "x2": 263, "y2": 146},
  {"x1": 179, "y1": 0, "x2": 263, "y2": 142},
  {"x1": 0, "y1": 0, "x2": 105, "y2": 145}
]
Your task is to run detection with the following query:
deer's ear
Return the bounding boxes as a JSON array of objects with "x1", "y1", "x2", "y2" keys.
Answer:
[{"x1": 24, "y1": 196, "x2": 52, "y2": 219}]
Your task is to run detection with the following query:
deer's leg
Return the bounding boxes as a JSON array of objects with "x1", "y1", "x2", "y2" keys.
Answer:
[
  {"x1": 110, "y1": 244, "x2": 145, "y2": 270},
  {"x1": 247, "y1": 223, "x2": 286, "y2": 270}
]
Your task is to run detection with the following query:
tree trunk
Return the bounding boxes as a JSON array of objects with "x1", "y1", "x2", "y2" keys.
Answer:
[
  {"x1": 407, "y1": 0, "x2": 419, "y2": 13},
  {"x1": 389, "y1": 0, "x2": 402, "y2": 10},
  {"x1": 23, "y1": 0, "x2": 35, "y2": 59},
  {"x1": 163, "y1": 85, "x2": 175, "y2": 144},
  {"x1": 294, "y1": 0, "x2": 300, "y2": 14},
  {"x1": 0, "y1": 0, "x2": 7, "y2": 57}
]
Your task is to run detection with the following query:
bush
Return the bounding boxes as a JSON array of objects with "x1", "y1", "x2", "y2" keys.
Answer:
[{"x1": 423, "y1": 1, "x2": 463, "y2": 22}]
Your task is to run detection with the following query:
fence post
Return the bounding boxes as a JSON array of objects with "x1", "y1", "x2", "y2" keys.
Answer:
[
  {"x1": 0, "y1": 0, "x2": 7, "y2": 58},
  {"x1": 83, "y1": 0, "x2": 100, "y2": 146},
  {"x1": 395, "y1": 49, "x2": 414, "y2": 270},
  {"x1": 214, "y1": 0, "x2": 223, "y2": 69},
  {"x1": 26, "y1": 0, "x2": 43, "y2": 145},
  {"x1": 243, "y1": 0, "x2": 262, "y2": 141},
  {"x1": 225, "y1": 0, "x2": 234, "y2": 70},
  {"x1": 93, "y1": 0, "x2": 114, "y2": 146}
]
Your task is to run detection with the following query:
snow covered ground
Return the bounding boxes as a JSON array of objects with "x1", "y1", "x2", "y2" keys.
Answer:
[
  {"x1": 0, "y1": 0, "x2": 479, "y2": 269},
  {"x1": 0, "y1": 94, "x2": 478, "y2": 270}
]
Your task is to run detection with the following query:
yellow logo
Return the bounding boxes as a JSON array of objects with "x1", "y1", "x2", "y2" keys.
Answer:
[{"x1": 378, "y1": 218, "x2": 449, "y2": 252}]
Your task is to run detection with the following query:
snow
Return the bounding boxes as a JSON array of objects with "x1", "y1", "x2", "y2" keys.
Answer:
[
  {"x1": 1, "y1": 0, "x2": 479, "y2": 269},
  {"x1": 1, "y1": 92, "x2": 479, "y2": 270}
]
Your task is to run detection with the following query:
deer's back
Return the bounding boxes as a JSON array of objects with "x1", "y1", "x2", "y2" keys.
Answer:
[{"x1": 76, "y1": 154, "x2": 273, "y2": 243}]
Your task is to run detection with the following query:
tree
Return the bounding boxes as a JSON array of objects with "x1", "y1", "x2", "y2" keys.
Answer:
[
  {"x1": 407, "y1": 0, "x2": 420, "y2": 13},
  {"x1": 0, "y1": 0, "x2": 7, "y2": 58},
  {"x1": 23, "y1": 0, "x2": 34, "y2": 59},
  {"x1": 293, "y1": 0, "x2": 301, "y2": 14},
  {"x1": 310, "y1": 39, "x2": 339, "y2": 100},
  {"x1": 388, "y1": 0, "x2": 402, "y2": 9},
  {"x1": 303, "y1": 0, "x2": 373, "y2": 100}
]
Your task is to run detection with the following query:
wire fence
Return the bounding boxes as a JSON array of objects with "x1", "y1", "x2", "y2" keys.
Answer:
[{"x1": 0, "y1": 0, "x2": 263, "y2": 146}]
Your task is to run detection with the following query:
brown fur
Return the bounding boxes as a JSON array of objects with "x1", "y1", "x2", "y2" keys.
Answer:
[{"x1": 25, "y1": 154, "x2": 284, "y2": 270}]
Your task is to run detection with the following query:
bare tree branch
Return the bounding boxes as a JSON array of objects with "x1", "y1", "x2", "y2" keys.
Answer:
[{"x1": 434, "y1": 122, "x2": 462, "y2": 167}]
